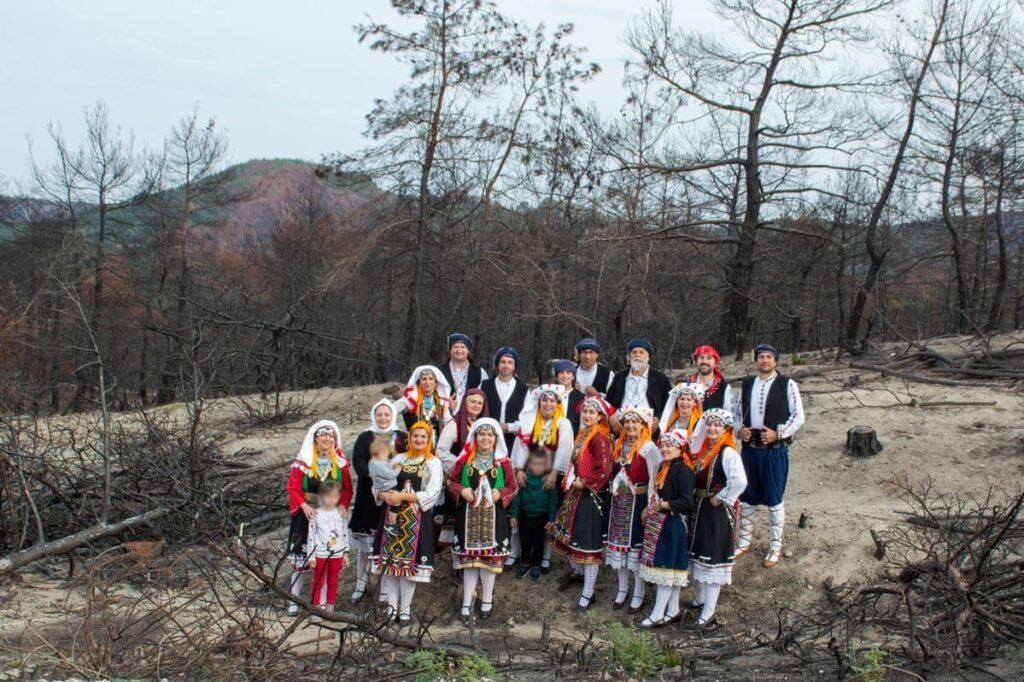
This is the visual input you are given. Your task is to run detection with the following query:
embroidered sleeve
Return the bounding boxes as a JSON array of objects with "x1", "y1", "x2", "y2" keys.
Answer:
[
  {"x1": 499, "y1": 460, "x2": 518, "y2": 508},
  {"x1": 778, "y1": 380, "x2": 805, "y2": 440},
  {"x1": 340, "y1": 463, "x2": 353, "y2": 511},
  {"x1": 287, "y1": 467, "x2": 306, "y2": 515},
  {"x1": 447, "y1": 455, "x2": 469, "y2": 501},
  {"x1": 552, "y1": 419, "x2": 574, "y2": 473},
  {"x1": 416, "y1": 458, "x2": 443, "y2": 509},
  {"x1": 582, "y1": 437, "x2": 612, "y2": 490},
  {"x1": 716, "y1": 447, "x2": 748, "y2": 505},
  {"x1": 510, "y1": 438, "x2": 529, "y2": 471}
]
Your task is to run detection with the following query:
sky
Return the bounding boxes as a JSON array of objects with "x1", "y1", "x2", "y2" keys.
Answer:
[{"x1": 0, "y1": 0, "x2": 729, "y2": 189}]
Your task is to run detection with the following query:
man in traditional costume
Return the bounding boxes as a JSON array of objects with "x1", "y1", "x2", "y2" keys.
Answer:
[
  {"x1": 606, "y1": 338, "x2": 672, "y2": 432},
  {"x1": 439, "y1": 332, "x2": 488, "y2": 413},
  {"x1": 686, "y1": 345, "x2": 734, "y2": 412},
  {"x1": 733, "y1": 344, "x2": 805, "y2": 569},
  {"x1": 573, "y1": 337, "x2": 613, "y2": 397},
  {"x1": 481, "y1": 347, "x2": 528, "y2": 454}
]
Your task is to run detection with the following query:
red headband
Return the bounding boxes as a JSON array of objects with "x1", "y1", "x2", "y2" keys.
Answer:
[{"x1": 692, "y1": 345, "x2": 720, "y2": 364}]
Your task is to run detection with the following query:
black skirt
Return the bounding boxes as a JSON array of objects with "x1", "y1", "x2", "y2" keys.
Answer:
[{"x1": 689, "y1": 498, "x2": 737, "y2": 566}]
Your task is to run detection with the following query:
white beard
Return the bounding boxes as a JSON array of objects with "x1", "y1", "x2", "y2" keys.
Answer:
[{"x1": 630, "y1": 359, "x2": 648, "y2": 373}]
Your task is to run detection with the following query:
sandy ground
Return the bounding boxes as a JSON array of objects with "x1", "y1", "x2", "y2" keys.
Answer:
[{"x1": 2, "y1": 333, "x2": 1023, "y2": 678}]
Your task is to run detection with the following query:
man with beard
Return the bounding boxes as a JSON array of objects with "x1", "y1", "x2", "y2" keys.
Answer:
[
  {"x1": 734, "y1": 343, "x2": 805, "y2": 569},
  {"x1": 573, "y1": 337, "x2": 613, "y2": 398},
  {"x1": 605, "y1": 338, "x2": 672, "y2": 433},
  {"x1": 685, "y1": 345, "x2": 734, "y2": 412},
  {"x1": 440, "y1": 332, "x2": 488, "y2": 413}
]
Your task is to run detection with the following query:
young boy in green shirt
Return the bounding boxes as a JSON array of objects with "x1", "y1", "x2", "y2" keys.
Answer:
[{"x1": 510, "y1": 448, "x2": 560, "y2": 581}]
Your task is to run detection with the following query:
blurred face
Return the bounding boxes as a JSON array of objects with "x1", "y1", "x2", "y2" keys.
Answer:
[
  {"x1": 374, "y1": 405, "x2": 393, "y2": 430},
  {"x1": 581, "y1": 404, "x2": 600, "y2": 427},
  {"x1": 315, "y1": 431, "x2": 336, "y2": 453},
  {"x1": 755, "y1": 352, "x2": 777, "y2": 374},
  {"x1": 540, "y1": 394, "x2": 558, "y2": 418},
  {"x1": 578, "y1": 349, "x2": 598, "y2": 369},
  {"x1": 527, "y1": 455, "x2": 548, "y2": 476},
  {"x1": 556, "y1": 370, "x2": 575, "y2": 388},
  {"x1": 623, "y1": 417, "x2": 643, "y2": 438},
  {"x1": 475, "y1": 427, "x2": 497, "y2": 452},
  {"x1": 450, "y1": 342, "x2": 469, "y2": 363},
  {"x1": 410, "y1": 427, "x2": 430, "y2": 451},
  {"x1": 676, "y1": 393, "x2": 697, "y2": 414},
  {"x1": 319, "y1": 487, "x2": 341, "y2": 509},
  {"x1": 706, "y1": 421, "x2": 725, "y2": 441},
  {"x1": 629, "y1": 348, "x2": 650, "y2": 372},
  {"x1": 695, "y1": 353, "x2": 717, "y2": 376},
  {"x1": 660, "y1": 440, "x2": 682, "y2": 460},
  {"x1": 419, "y1": 372, "x2": 437, "y2": 393},
  {"x1": 464, "y1": 394, "x2": 485, "y2": 418},
  {"x1": 497, "y1": 356, "x2": 516, "y2": 378}
]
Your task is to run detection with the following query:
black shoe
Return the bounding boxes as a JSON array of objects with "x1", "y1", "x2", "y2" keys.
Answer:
[
  {"x1": 350, "y1": 590, "x2": 365, "y2": 606},
  {"x1": 529, "y1": 567, "x2": 542, "y2": 582},
  {"x1": 627, "y1": 596, "x2": 647, "y2": 614},
  {"x1": 539, "y1": 564, "x2": 552, "y2": 575},
  {"x1": 612, "y1": 591, "x2": 628, "y2": 610},
  {"x1": 685, "y1": 615, "x2": 719, "y2": 631},
  {"x1": 638, "y1": 616, "x2": 670, "y2": 629},
  {"x1": 558, "y1": 571, "x2": 583, "y2": 592},
  {"x1": 575, "y1": 595, "x2": 593, "y2": 613},
  {"x1": 684, "y1": 600, "x2": 703, "y2": 611},
  {"x1": 478, "y1": 602, "x2": 493, "y2": 620},
  {"x1": 515, "y1": 565, "x2": 530, "y2": 579},
  {"x1": 458, "y1": 606, "x2": 471, "y2": 623}
]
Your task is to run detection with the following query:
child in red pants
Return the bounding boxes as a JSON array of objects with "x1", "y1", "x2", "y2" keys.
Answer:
[{"x1": 305, "y1": 479, "x2": 350, "y2": 607}]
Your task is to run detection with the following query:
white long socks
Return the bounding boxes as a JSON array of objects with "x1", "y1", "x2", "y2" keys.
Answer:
[
  {"x1": 479, "y1": 570, "x2": 496, "y2": 612},
  {"x1": 580, "y1": 564, "x2": 598, "y2": 606},
  {"x1": 699, "y1": 582, "x2": 722, "y2": 624},
  {"x1": 353, "y1": 548, "x2": 368, "y2": 596},
  {"x1": 398, "y1": 579, "x2": 416, "y2": 617},
  {"x1": 648, "y1": 585, "x2": 671, "y2": 621},
  {"x1": 380, "y1": 575, "x2": 399, "y2": 616},
  {"x1": 631, "y1": 568, "x2": 646, "y2": 608},
  {"x1": 506, "y1": 527, "x2": 521, "y2": 566},
  {"x1": 692, "y1": 579, "x2": 706, "y2": 607},
  {"x1": 462, "y1": 568, "x2": 480, "y2": 609},
  {"x1": 615, "y1": 566, "x2": 629, "y2": 603},
  {"x1": 542, "y1": 543, "x2": 552, "y2": 568},
  {"x1": 666, "y1": 586, "x2": 681, "y2": 618},
  {"x1": 289, "y1": 570, "x2": 307, "y2": 603},
  {"x1": 768, "y1": 503, "x2": 785, "y2": 552},
  {"x1": 737, "y1": 502, "x2": 756, "y2": 550}
]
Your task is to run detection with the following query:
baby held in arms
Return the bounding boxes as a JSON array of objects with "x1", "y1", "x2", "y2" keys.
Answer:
[{"x1": 369, "y1": 438, "x2": 416, "y2": 528}]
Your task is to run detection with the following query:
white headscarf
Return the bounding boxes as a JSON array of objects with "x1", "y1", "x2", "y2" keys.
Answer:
[
  {"x1": 399, "y1": 365, "x2": 453, "y2": 411},
  {"x1": 369, "y1": 398, "x2": 397, "y2": 435},
  {"x1": 294, "y1": 419, "x2": 347, "y2": 476},
  {"x1": 658, "y1": 382, "x2": 706, "y2": 433},
  {"x1": 460, "y1": 417, "x2": 509, "y2": 461}
]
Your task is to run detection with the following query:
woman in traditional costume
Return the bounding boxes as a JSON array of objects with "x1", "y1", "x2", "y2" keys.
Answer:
[
  {"x1": 553, "y1": 359, "x2": 585, "y2": 436},
  {"x1": 436, "y1": 388, "x2": 488, "y2": 464},
  {"x1": 548, "y1": 397, "x2": 614, "y2": 611},
  {"x1": 394, "y1": 366, "x2": 452, "y2": 443},
  {"x1": 658, "y1": 382, "x2": 706, "y2": 439},
  {"x1": 370, "y1": 421, "x2": 443, "y2": 624},
  {"x1": 448, "y1": 418, "x2": 518, "y2": 621},
  {"x1": 686, "y1": 408, "x2": 747, "y2": 630},
  {"x1": 638, "y1": 429, "x2": 695, "y2": 628},
  {"x1": 285, "y1": 420, "x2": 353, "y2": 615},
  {"x1": 348, "y1": 400, "x2": 407, "y2": 604},
  {"x1": 604, "y1": 406, "x2": 660, "y2": 613}
]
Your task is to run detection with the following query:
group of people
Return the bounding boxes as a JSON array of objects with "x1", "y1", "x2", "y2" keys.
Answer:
[{"x1": 285, "y1": 334, "x2": 805, "y2": 630}]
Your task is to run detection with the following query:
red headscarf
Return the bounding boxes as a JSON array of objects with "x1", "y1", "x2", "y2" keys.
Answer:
[{"x1": 689, "y1": 345, "x2": 725, "y2": 397}]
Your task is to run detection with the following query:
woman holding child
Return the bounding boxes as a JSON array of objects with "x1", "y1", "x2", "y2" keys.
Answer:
[
  {"x1": 447, "y1": 418, "x2": 518, "y2": 621},
  {"x1": 348, "y1": 400, "x2": 407, "y2": 604},
  {"x1": 370, "y1": 421, "x2": 444, "y2": 624}
]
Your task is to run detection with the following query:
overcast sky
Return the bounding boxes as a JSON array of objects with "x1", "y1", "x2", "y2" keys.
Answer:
[{"x1": 0, "y1": 1, "x2": 737, "y2": 188}]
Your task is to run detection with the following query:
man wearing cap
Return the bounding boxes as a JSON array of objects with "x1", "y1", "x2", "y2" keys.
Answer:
[
  {"x1": 733, "y1": 343, "x2": 805, "y2": 569},
  {"x1": 605, "y1": 338, "x2": 672, "y2": 431},
  {"x1": 440, "y1": 333, "x2": 489, "y2": 413},
  {"x1": 481, "y1": 347, "x2": 529, "y2": 454},
  {"x1": 573, "y1": 338, "x2": 613, "y2": 398},
  {"x1": 686, "y1": 345, "x2": 734, "y2": 412}
]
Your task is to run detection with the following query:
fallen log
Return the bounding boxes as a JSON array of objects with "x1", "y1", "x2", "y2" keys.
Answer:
[
  {"x1": 929, "y1": 367, "x2": 1024, "y2": 380},
  {"x1": 849, "y1": 362, "x2": 994, "y2": 388},
  {"x1": 0, "y1": 506, "x2": 170, "y2": 577}
]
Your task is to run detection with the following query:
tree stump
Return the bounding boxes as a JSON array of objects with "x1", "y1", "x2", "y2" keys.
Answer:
[{"x1": 846, "y1": 426, "x2": 883, "y2": 457}]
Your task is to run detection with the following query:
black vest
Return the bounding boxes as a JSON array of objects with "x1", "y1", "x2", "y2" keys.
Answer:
[
  {"x1": 481, "y1": 377, "x2": 528, "y2": 451},
  {"x1": 566, "y1": 390, "x2": 584, "y2": 436},
  {"x1": 741, "y1": 374, "x2": 791, "y2": 429},
  {"x1": 687, "y1": 373, "x2": 727, "y2": 410},
  {"x1": 581, "y1": 364, "x2": 611, "y2": 393},
  {"x1": 440, "y1": 362, "x2": 484, "y2": 395}
]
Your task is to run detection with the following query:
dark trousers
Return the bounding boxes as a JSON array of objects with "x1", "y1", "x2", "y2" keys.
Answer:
[{"x1": 519, "y1": 512, "x2": 549, "y2": 567}]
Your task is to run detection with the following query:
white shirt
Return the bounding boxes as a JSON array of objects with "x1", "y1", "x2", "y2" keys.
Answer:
[
  {"x1": 713, "y1": 447, "x2": 748, "y2": 505},
  {"x1": 449, "y1": 362, "x2": 489, "y2": 411},
  {"x1": 735, "y1": 373, "x2": 805, "y2": 440},
  {"x1": 624, "y1": 368, "x2": 650, "y2": 409},
  {"x1": 510, "y1": 416, "x2": 575, "y2": 473},
  {"x1": 375, "y1": 454, "x2": 443, "y2": 510},
  {"x1": 304, "y1": 508, "x2": 349, "y2": 559},
  {"x1": 494, "y1": 376, "x2": 521, "y2": 432},
  {"x1": 576, "y1": 364, "x2": 611, "y2": 395}
]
